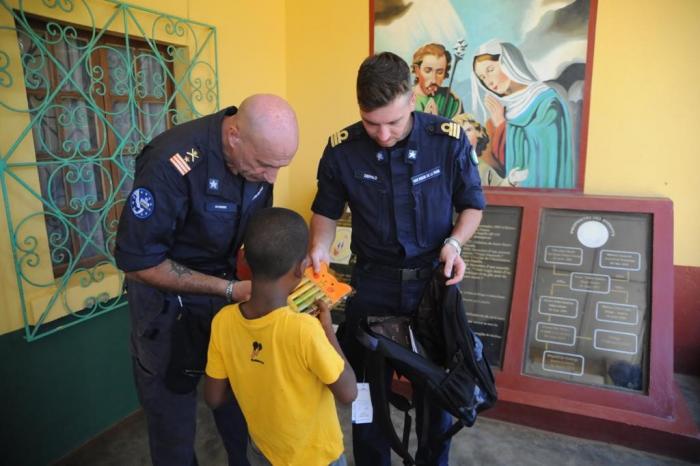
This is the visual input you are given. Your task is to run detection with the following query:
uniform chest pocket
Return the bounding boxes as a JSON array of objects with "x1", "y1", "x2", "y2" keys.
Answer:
[
  {"x1": 411, "y1": 167, "x2": 452, "y2": 247},
  {"x1": 352, "y1": 170, "x2": 391, "y2": 244},
  {"x1": 190, "y1": 203, "x2": 240, "y2": 253}
]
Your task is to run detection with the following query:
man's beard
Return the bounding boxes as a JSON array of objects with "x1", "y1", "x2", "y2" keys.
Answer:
[{"x1": 425, "y1": 83, "x2": 439, "y2": 96}]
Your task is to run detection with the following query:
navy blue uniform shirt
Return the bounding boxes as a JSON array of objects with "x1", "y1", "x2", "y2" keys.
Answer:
[
  {"x1": 115, "y1": 106, "x2": 272, "y2": 276},
  {"x1": 312, "y1": 111, "x2": 484, "y2": 268}
]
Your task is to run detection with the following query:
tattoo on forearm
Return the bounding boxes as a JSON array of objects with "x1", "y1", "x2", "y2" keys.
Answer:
[{"x1": 169, "y1": 261, "x2": 193, "y2": 278}]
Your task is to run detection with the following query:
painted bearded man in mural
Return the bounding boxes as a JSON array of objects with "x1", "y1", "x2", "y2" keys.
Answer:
[{"x1": 411, "y1": 43, "x2": 463, "y2": 118}]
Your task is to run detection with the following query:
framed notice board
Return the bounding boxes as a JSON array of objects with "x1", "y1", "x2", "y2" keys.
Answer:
[
  {"x1": 481, "y1": 191, "x2": 671, "y2": 405},
  {"x1": 522, "y1": 209, "x2": 651, "y2": 392},
  {"x1": 459, "y1": 205, "x2": 521, "y2": 368},
  {"x1": 477, "y1": 191, "x2": 700, "y2": 460}
]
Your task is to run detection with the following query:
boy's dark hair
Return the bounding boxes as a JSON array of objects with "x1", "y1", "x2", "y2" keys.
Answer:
[
  {"x1": 357, "y1": 52, "x2": 412, "y2": 111},
  {"x1": 243, "y1": 207, "x2": 309, "y2": 280}
]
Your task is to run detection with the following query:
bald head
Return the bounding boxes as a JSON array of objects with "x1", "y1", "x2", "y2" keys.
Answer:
[
  {"x1": 224, "y1": 94, "x2": 299, "y2": 183},
  {"x1": 238, "y1": 94, "x2": 299, "y2": 151}
]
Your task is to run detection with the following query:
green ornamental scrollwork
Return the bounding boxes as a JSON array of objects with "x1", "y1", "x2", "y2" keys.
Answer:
[
  {"x1": 1, "y1": 0, "x2": 218, "y2": 340},
  {"x1": 42, "y1": 0, "x2": 76, "y2": 13},
  {"x1": 14, "y1": 211, "x2": 71, "y2": 288},
  {"x1": 189, "y1": 61, "x2": 217, "y2": 104},
  {"x1": 0, "y1": 50, "x2": 12, "y2": 88}
]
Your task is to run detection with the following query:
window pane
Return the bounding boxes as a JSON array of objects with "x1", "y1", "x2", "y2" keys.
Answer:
[
  {"x1": 17, "y1": 30, "x2": 51, "y2": 92},
  {"x1": 61, "y1": 99, "x2": 98, "y2": 153},
  {"x1": 45, "y1": 214, "x2": 72, "y2": 267},
  {"x1": 29, "y1": 97, "x2": 60, "y2": 155},
  {"x1": 65, "y1": 162, "x2": 105, "y2": 211},
  {"x1": 18, "y1": 20, "x2": 175, "y2": 281},
  {"x1": 37, "y1": 164, "x2": 67, "y2": 208},
  {"x1": 141, "y1": 102, "x2": 167, "y2": 139},
  {"x1": 137, "y1": 52, "x2": 167, "y2": 98},
  {"x1": 112, "y1": 101, "x2": 140, "y2": 153},
  {"x1": 74, "y1": 210, "x2": 106, "y2": 261},
  {"x1": 117, "y1": 156, "x2": 135, "y2": 200},
  {"x1": 54, "y1": 37, "x2": 90, "y2": 92},
  {"x1": 107, "y1": 46, "x2": 131, "y2": 96}
]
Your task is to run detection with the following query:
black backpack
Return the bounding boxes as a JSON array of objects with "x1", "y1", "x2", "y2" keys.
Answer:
[{"x1": 356, "y1": 271, "x2": 497, "y2": 465}]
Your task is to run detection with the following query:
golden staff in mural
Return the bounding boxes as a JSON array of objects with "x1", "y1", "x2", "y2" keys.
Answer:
[{"x1": 441, "y1": 38, "x2": 467, "y2": 116}]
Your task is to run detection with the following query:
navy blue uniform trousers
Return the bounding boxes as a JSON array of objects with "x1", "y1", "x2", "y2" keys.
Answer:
[
  {"x1": 128, "y1": 280, "x2": 249, "y2": 466},
  {"x1": 132, "y1": 357, "x2": 248, "y2": 465},
  {"x1": 341, "y1": 267, "x2": 452, "y2": 466}
]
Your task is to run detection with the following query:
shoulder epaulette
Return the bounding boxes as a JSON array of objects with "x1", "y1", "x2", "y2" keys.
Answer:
[
  {"x1": 439, "y1": 121, "x2": 461, "y2": 139},
  {"x1": 168, "y1": 147, "x2": 203, "y2": 176},
  {"x1": 329, "y1": 129, "x2": 350, "y2": 148}
]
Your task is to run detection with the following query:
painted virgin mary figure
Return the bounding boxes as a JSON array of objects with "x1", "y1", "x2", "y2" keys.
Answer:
[{"x1": 471, "y1": 40, "x2": 574, "y2": 189}]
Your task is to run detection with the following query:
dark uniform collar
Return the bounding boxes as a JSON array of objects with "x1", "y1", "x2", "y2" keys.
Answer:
[
  {"x1": 206, "y1": 106, "x2": 239, "y2": 199},
  {"x1": 372, "y1": 112, "x2": 420, "y2": 165}
]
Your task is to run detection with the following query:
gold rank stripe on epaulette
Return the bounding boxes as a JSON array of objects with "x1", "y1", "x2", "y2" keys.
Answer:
[
  {"x1": 440, "y1": 121, "x2": 461, "y2": 139},
  {"x1": 330, "y1": 129, "x2": 349, "y2": 148},
  {"x1": 169, "y1": 152, "x2": 191, "y2": 175}
]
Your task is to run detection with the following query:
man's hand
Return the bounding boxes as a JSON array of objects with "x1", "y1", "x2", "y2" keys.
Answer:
[
  {"x1": 439, "y1": 244, "x2": 466, "y2": 285},
  {"x1": 308, "y1": 246, "x2": 331, "y2": 275},
  {"x1": 232, "y1": 280, "x2": 252, "y2": 302},
  {"x1": 309, "y1": 214, "x2": 337, "y2": 274}
]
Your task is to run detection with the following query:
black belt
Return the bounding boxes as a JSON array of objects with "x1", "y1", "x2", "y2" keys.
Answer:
[{"x1": 358, "y1": 262, "x2": 434, "y2": 281}]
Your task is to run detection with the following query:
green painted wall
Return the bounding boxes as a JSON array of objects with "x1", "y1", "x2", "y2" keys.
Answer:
[{"x1": 0, "y1": 307, "x2": 138, "y2": 466}]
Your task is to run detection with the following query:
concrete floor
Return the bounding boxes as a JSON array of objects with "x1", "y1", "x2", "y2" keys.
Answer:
[{"x1": 56, "y1": 375, "x2": 700, "y2": 466}]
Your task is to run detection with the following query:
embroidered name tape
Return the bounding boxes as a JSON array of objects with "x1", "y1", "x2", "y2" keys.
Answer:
[
  {"x1": 411, "y1": 167, "x2": 441, "y2": 185},
  {"x1": 206, "y1": 202, "x2": 237, "y2": 213},
  {"x1": 355, "y1": 171, "x2": 379, "y2": 182}
]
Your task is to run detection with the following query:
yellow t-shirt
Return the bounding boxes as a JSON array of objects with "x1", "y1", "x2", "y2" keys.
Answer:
[{"x1": 206, "y1": 304, "x2": 345, "y2": 466}]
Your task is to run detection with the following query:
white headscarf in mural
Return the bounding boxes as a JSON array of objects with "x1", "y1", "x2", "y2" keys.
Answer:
[{"x1": 471, "y1": 39, "x2": 549, "y2": 120}]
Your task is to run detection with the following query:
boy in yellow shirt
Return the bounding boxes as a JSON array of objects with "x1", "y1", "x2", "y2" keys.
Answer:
[{"x1": 205, "y1": 207, "x2": 357, "y2": 466}]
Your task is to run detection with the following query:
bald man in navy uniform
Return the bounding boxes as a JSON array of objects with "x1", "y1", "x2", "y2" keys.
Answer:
[
  {"x1": 309, "y1": 53, "x2": 484, "y2": 466},
  {"x1": 115, "y1": 94, "x2": 298, "y2": 466}
]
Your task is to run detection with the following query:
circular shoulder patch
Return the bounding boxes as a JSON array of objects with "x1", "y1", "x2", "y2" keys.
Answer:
[{"x1": 129, "y1": 187, "x2": 155, "y2": 219}]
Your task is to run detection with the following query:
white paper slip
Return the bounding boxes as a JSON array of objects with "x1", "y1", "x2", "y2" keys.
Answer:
[{"x1": 351, "y1": 383, "x2": 373, "y2": 424}]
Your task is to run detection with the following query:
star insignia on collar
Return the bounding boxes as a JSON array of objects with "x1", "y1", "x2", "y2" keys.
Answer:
[
  {"x1": 407, "y1": 149, "x2": 417, "y2": 160},
  {"x1": 208, "y1": 178, "x2": 220, "y2": 190},
  {"x1": 376, "y1": 152, "x2": 384, "y2": 162}
]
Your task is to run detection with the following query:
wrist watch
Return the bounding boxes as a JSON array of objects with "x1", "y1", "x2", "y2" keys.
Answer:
[
  {"x1": 443, "y1": 236, "x2": 462, "y2": 255},
  {"x1": 225, "y1": 279, "x2": 236, "y2": 303}
]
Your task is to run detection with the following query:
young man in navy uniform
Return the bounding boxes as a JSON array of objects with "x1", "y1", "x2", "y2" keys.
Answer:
[
  {"x1": 115, "y1": 94, "x2": 299, "y2": 466},
  {"x1": 308, "y1": 53, "x2": 485, "y2": 466}
]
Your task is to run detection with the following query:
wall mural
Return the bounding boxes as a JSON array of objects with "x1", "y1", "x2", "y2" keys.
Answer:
[{"x1": 373, "y1": 0, "x2": 597, "y2": 190}]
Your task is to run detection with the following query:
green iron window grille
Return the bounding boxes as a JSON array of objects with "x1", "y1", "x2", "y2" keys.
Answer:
[{"x1": 0, "y1": 0, "x2": 219, "y2": 341}]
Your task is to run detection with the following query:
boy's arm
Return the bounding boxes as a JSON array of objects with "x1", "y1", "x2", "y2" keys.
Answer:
[
  {"x1": 315, "y1": 300, "x2": 358, "y2": 404},
  {"x1": 204, "y1": 375, "x2": 232, "y2": 409}
]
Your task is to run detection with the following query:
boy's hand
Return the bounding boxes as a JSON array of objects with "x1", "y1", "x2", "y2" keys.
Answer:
[{"x1": 313, "y1": 299, "x2": 333, "y2": 331}]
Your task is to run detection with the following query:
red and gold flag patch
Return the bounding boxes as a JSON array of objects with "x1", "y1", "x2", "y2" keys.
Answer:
[{"x1": 169, "y1": 152, "x2": 191, "y2": 176}]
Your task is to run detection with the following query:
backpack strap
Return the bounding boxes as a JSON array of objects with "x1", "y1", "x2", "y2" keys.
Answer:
[
  {"x1": 366, "y1": 341, "x2": 416, "y2": 466},
  {"x1": 358, "y1": 325, "x2": 417, "y2": 465}
]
